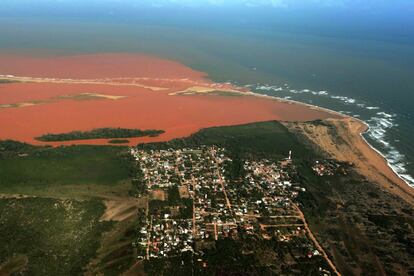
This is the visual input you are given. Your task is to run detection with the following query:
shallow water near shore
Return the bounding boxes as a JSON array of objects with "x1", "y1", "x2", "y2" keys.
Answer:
[
  {"x1": 0, "y1": 17, "x2": 413, "y2": 187},
  {"x1": 249, "y1": 83, "x2": 414, "y2": 187}
]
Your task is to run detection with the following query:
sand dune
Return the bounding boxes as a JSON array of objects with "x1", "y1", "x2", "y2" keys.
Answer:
[{"x1": 284, "y1": 118, "x2": 414, "y2": 204}]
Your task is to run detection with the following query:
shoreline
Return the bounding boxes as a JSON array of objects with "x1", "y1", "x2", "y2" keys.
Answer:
[
  {"x1": 360, "y1": 126, "x2": 414, "y2": 186},
  {"x1": 285, "y1": 116, "x2": 414, "y2": 205},
  {"x1": 243, "y1": 90, "x2": 414, "y2": 192},
  {"x1": 345, "y1": 118, "x2": 414, "y2": 203}
]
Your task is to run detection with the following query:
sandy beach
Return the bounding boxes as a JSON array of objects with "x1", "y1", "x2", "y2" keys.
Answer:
[{"x1": 285, "y1": 117, "x2": 414, "y2": 205}]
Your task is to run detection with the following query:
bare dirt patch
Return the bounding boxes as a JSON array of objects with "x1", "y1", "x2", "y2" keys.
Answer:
[
  {"x1": 101, "y1": 197, "x2": 147, "y2": 222},
  {"x1": 178, "y1": 185, "x2": 190, "y2": 199},
  {"x1": 151, "y1": 189, "x2": 166, "y2": 201}
]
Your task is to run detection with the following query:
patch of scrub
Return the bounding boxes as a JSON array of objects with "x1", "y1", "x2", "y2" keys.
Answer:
[{"x1": 0, "y1": 197, "x2": 112, "y2": 275}]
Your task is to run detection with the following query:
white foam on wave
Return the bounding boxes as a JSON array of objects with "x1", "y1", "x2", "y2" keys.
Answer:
[
  {"x1": 254, "y1": 84, "x2": 379, "y2": 110},
  {"x1": 361, "y1": 111, "x2": 414, "y2": 187},
  {"x1": 331, "y1": 95, "x2": 357, "y2": 104},
  {"x1": 312, "y1": 90, "x2": 329, "y2": 96},
  {"x1": 377, "y1": 111, "x2": 395, "y2": 118},
  {"x1": 246, "y1": 82, "x2": 414, "y2": 188},
  {"x1": 400, "y1": 174, "x2": 414, "y2": 185}
]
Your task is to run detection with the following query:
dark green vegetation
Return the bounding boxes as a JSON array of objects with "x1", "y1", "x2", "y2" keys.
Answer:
[
  {"x1": 0, "y1": 142, "x2": 133, "y2": 195},
  {"x1": 35, "y1": 128, "x2": 164, "y2": 142},
  {"x1": 108, "y1": 139, "x2": 130, "y2": 144},
  {"x1": 0, "y1": 79, "x2": 19, "y2": 84},
  {"x1": 0, "y1": 140, "x2": 42, "y2": 158},
  {"x1": 197, "y1": 237, "x2": 328, "y2": 275},
  {"x1": 138, "y1": 121, "x2": 312, "y2": 160},
  {"x1": 144, "y1": 251, "x2": 193, "y2": 275},
  {"x1": 0, "y1": 197, "x2": 111, "y2": 275},
  {"x1": 144, "y1": 237, "x2": 328, "y2": 275}
]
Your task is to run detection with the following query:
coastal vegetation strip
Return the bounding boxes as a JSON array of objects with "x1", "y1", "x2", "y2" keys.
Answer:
[{"x1": 35, "y1": 128, "x2": 165, "y2": 142}]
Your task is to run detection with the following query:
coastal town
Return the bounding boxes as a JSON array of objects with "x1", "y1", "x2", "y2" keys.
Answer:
[{"x1": 130, "y1": 146, "x2": 338, "y2": 274}]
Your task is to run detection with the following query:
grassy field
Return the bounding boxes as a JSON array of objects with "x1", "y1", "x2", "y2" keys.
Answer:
[
  {"x1": 0, "y1": 145, "x2": 132, "y2": 196},
  {"x1": 0, "y1": 197, "x2": 112, "y2": 275}
]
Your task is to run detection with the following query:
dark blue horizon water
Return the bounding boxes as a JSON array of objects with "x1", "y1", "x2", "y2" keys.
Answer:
[{"x1": 0, "y1": 8, "x2": 413, "y2": 186}]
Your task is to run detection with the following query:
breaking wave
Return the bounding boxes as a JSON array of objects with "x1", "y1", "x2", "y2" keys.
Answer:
[{"x1": 248, "y1": 83, "x2": 414, "y2": 187}]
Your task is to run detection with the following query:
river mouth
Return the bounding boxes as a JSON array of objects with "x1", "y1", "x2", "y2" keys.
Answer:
[{"x1": 0, "y1": 53, "x2": 336, "y2": 147}]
